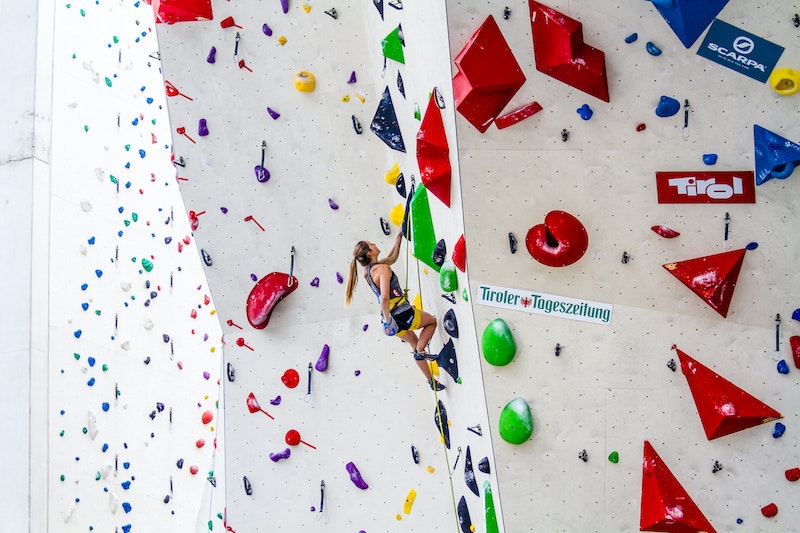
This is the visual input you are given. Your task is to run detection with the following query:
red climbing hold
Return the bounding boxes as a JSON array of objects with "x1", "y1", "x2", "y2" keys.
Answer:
[
  {"x1": 281, "y1": 368, "x2": 300, "y2": 389},
  {"x1": 452, "y1": 15, "x2": 526, "y2": 133},
  {"x1": 640, "y1": 440, "x2": 717, "y2": 533},
  {"x1": 785, "y1": 467, "x2": 800, "y2": 482},
  {"x1": 651, "y1": 225, "x2": 680, "y2": 238},
  {"x1": 452, "y1": 234, "x2": 466, "y2": 272},
  {"x1": 525, "y1": 210, "x2": 589, "y2": 267},
  {"x1": 761, "y1": 503, "x2": 778, "y2": 518},
  {"x1": 663, "y1": 248, "x2": 747, "y2": 318},
  {"x1": 151, "y1": 0, "x2": 213, "y2": 24},
  {"x1": 528, "y1": 2, "x2": 610, "y2": 102},
  {"x1": 246, "y1": 392, "x2": 275, "y2": 419},
  {"x1": 790, "y1": 336, "x2": 800, "y2": 369},
  {"x1": 246, "y1": 272, "x2": 299, "y2": 329},
  {"x1": 416, "y1": 93, "x2": 451, "y2": 207},
  {"x1": 676, "y1": 347, "x2": 782, "y2": 440},
  {"x1": 494, "y1": 101, "x2": 543, "y2": 129}
]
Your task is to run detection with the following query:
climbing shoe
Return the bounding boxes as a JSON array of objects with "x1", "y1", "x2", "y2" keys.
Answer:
[{"x1": 429, "y1": 379, "x2": 446, "y2": 391}]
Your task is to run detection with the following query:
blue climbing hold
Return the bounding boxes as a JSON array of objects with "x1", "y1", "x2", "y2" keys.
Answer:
[
  {"x1": 81, "y1": 303, "x2": 89, "y2": 311},
  {"x1": 777, "y1": 360, "x2": 789, "y2": 374},
  {"x1": 646, "y1": 42, "x2": 662, "y2": 56},
  {"x1": 745, "y1": 242, "x2": 758, "y2": 250},
  {"x1": 753, "y1": 124, "x2": 800, "y2": 185},
  {"x1": 102, "y1": 443, "x2": 108, "y2": 452},
  {"x1": 773, "y1": 422, "x2": 786, "y2": 438},
  {"x1": 370, "y1": 86, "x2": 406, "y2": 152},
  {"x1": 102, "y1": 402, "x2": 110, "y2": 412},
  {"x1": 624, "y1": 33, "x2": 638, "y2": 44},
  {"x1": 702, "y1": 154, "x2": 717, "y2": 165},
  {"x1": 647, "y1": 0, "x2": 729, "y2": 48},
  {"x1": 88, "y1": 236, "x2": 95, "y2": 245},
  {"x1": 655, "y1": 96, "x2": 680, "y2": 117},
  {"x1": 121, "y1": 480, "x2": 131, "y2": 490},
  {"x1": 87, "y1": 357, "x2": 96, "y2": 367},
  {"x1": 792, "y1": 309, "x2": 800, "y2": 322},
  {"x1": 74, "y1": 330, "x2": 82, "y2": 338},
  {"x1": 81, "y1": 283, "x2": 88, "y2": 290},
  {"x1": 577, "y1": 104, "x2": 593, "y2": 120},
  {"x1": 122, "y1": 502, "x2": 132, "y2": 513},
  {"x1": 87, "y1": 377, "x2": 95, "y2": 386}
]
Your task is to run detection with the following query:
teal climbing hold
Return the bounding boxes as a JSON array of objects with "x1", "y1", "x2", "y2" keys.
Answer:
[
  {"x1": 498, "y1": 397, "x2": 533, "y2": 444},
  {"x1": 483, "y1": 480, "x2": 499, "y2": 533},
  {"x1": 481, "y1": 318, "x2": 515, "y2": 366},
  {"x1": 141, "y1": 258, "x2": 154, "y2": 272},
  {"x1": 439, "y1": 261, "x2": 458, "y2": 292}
]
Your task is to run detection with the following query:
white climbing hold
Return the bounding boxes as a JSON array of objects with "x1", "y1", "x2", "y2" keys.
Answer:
[
  {"x1": 80, "y1": 201, "x2": 92, "y2": 212},
  {"x1": 64, "y1": 500, "x2": 76, "y2": 522},
  {"x1": 109, "y1": 490, "x2": 119, "y2": 513},
  {"x1": 120, "y1": 341, "x2": 130, "y2": 351},
  {"x1": 143, "y1": 317, "x2": 154, "y2": 330},
  {"x1": 120, "y1": 281, "x2": 131, "y2": 292},
  {"x1": 87, "y1": 410, "x2": 98, "y2": 439}
]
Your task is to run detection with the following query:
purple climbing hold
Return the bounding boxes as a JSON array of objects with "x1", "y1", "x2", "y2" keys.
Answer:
[
  {"x1": 198, "y1": 118, "x2": 209, "y2": 136},
  {"x1": 262, "y1": 23, "x2": 273, "y2": 36},
  {"x1": 354, "y1": 369, "x2": 361, "y2": 376},
  {"x1": 348, "y1": 71, "x2": 357, "y2": 84},
  {"x1": 250, "y1": 273, "x2": 258, "y2": 282},
  {"x1": 207, "y1": 46, "x2": 216, "y2": 63},
  {"x1": 255, "y1": 165, "x2": 270, "y2": 183},
  {"x1": 270, "y1": 448, "x2": 291, "y2": 462},
  {"x1": 267, "y1": 107, "x2": 280, "y2": 120},
  {"x1": 280, "y1": 0, "x2": 288, "y2": 14},
  {"x1": 220, "y1": 207, "x2": 228, "y2": 214},
  {"x1": 270, "y1": 395, "x2": 281, "y2": 405},
  {"x1": 328, "y1": 199, "x2": 339, "y2": 210},
  {"x1": 310, "y1": 277, "x2": 320, "y2": 287},
  {"x1": 362, "y1": 324, "x2": 368, "y2": 331},
  {"x1": 163, "y1": 334, "x2": 170, "y2": 343},
  {"x1": 346, "y1": 462, "x2": 369, "y2": 489},
  {"x1": 315, "y1": 344, "x2": 330, "y2": 372},
  {"x1": 336, "y1": 272, "x2": 343, "y2": 284}
]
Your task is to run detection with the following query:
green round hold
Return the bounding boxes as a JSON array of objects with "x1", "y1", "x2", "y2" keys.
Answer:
[
  {"x1": 498, "y1": 397, "x2": 533, "y2": 444},
  {"x1": 481, "y1": 318, "x2": 516, "y2": 366},
  {"x1": 608, "y1": 451, "x2": 619, "y2": 463},
  {"x1": 439, "y1": 261, "x2": 458, "y2": 292}
]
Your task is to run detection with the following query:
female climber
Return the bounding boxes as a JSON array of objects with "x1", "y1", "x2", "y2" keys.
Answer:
[{"x1": 345, "y1": 232, "x2": 444, "y2": 391}]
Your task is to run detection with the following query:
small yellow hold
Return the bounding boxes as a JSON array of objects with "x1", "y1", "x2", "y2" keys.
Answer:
[
  {"x1": 426, "y1": 465, "x2": 435, "y2": 473},
  {"x1": 355, "y1": 92, "x2": 366, "y2": 103},
  {"x1": 278, "y1": 36, "x2": 287, "y2": 46},
  {"x1": 210, "y1": 309, "x2": 217, "y2": 315},
  {"x1": 389, "y1": 203, "x2": 405, "y2": 226},
  {"x1": 341, "y1": 94, "x2": 350, "y2": 102},
  {"x1": 294, "y1": 71, "x2": 316, "y2": 92},
  {"x1": 423, "y1": 267, "x2": 429, "y2": 275},
  {"x1": 384, "y1": 162, "x2": 401, "y2": 184},
  {"x1": 302, "y1": 4, "x2": 311, "y2": 12},
  {"x1": 204, "y1": 395, "x2": 209, "y2": 399},
  {"x1": 429, "y1": 361, "x2": 440, "y2": 376},
  {"x1": 210, "y1": 426, "x2": 215, "y2": 431},
  {"x1": 769, "y1": 67, "x2": 800, "y2": 96},
  {"x1": 210, "y1": 346, "x2": 216, "y2": 352},
  {"x1": 395, "y1": 514, "x2": 402, "y2": 521},
  {"x1": 412, "y1": 293, "x2": 422, "y2": 310},
  {"x1": 470, "y1": 525, "x2": 475, "y2": 532},
  {"x1": 403, "y1": 489, "x2": 417, "y2": 514}
]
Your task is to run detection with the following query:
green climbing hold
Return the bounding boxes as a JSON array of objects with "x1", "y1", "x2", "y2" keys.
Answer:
[
  {"x1": 60, "y1": 474, "x2": 65, "y2": 481},
  {"x1": 84, "y1": 125, "x2": 89, "y2": 132},
  {"x1": 608, "y1": 451, "x2": 619, "y2": 463},
  {"x1": 113, "y1": 36, "x2": 119, "y2": 43},
  {"x1": 59, "y1": 430, "x2": 65, "y2": 437},
  {"x1": 102, "y1": 364, "x2": 108, "y2": 371},
  {"x1": 208, "y1": 520, "x2": 213, "y2": 531},
  {"x1": 94, "y1": 310, "x2": 101, "y2": 315},
  {"x1": 414, "y1": 102, "x2": 421, "y2": 120},
  {"x1": 498, "y1": 397, "x2": 533, "y2": 444},
  {"x1": 110, "y1": 175, "x2": 118, "y2": 184},
  {"x1": 142, "y1": 258, "x2": 154, "y2": 272},
  {"x1": 80, "y1": 8, "x2": 85, "y2": 16},
  {"x1": 462, "y1": 288, "x2": 469, "y2": 302},
  {"x1": 483, "y1": 480, "x2": 499, "y2": 533},
  {"x1": 439, "y1": 261, "x2": 458, "y2": 292},
  {"x1": 410, "y1": 185, "x2": 440, "y2": 272},
  {"x1": 481, "y1": 318, "x2": 515, "y2": 366},
  {"x1": 96, "y1": 471, "x2": 101, "y2": 480},
  {"x1": 131, "y1": 212, "x2": 138, "y2": 222},
  {"x1": 82, "y1": 427, "x2": 88, "y2": 434},
  {"x1": 381, "y1": 26, "x2": 405, "y2": 64},
  {"x1": 124, "y1": 144, "x2": 130, "y2": 151},
  {"x1": 74, "y1": 352, "x2": 80, "y2": 360},
  {"x1": 105, "y1": 77, "x2": 112, "y2": 87},
  {"x1": 124, "y1": 220, "x2": 130, "y2": 227}
]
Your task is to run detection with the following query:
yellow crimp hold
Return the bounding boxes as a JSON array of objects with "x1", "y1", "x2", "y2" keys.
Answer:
[
  {"x1": 341, "y1": 94, "x2": 350, "y2": 102},
  {"x1": 395, "y1": 514, "x2": 402, "y2": 521},
  {"x1": 429, "y1": 360, "x2": 440, "y2": 376},
  {"x1": 769, "y1": 67, "x2": 800, "y2": 96},
  {"x1": 389, "y1": 203, "x2": 405, "y2": 226},
  {"x1": 384, "y1": 162, "x2": 400, "y2": 184},
  {"x1": 303, "y1": 4, "x2": 311, "y2": 12},
  {"x1": 355, "y1": 92, "x2": 366, "y2": 103},
  {"x1": 403, "y1": 489, "x2": 416, "y2": 514},
  {"x1": 426, "y1": 465, "x2": 435, "y2": 473},
  {"x1": 278, "y1": 36, "x2": 287, "y2": 46}
]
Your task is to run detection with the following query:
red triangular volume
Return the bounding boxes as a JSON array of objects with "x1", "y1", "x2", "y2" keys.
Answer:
[
  {"x1": 676, "y1": 348, "x2": 782, "y2": 440},
  {"x1": 416, "y1": 93, "x2": 451, "y2": 207},
  {"x1": 152, "y1": 0, "x2": 213, "y2": 24},
  {"x1": 641, "y1": 440, "x2": 717, "y2": 533},
  {"x1": 662, "y1": 248, "x2": 746, "y2": 318}
]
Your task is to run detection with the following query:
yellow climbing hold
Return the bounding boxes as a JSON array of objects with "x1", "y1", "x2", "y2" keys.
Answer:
[
  {"x1": 341, "y1": 94, "x2": 350, "y2": 102},
  {"x1": 429, "y1": 360, "x2": 440, "y2": 376},
  {"x1": 403, "y1": 489, "x2": 416, "y2": 514},
  {"x1": 395, "y1": 514, "x2": 402, "y2": 521},
  {"x1": 278, "y1": 36, "x2": 287, "y2": 46},
  {"x1": 294, "y1": 71, "x2": 316, "y2": 92},
  {"x1": 426, "y1": 465, "x2": 435, "y2": 473},
  {"x1": 384, "y1": 162, "x2": 400, "y2": 184},
  {"x1": 303, "y1": 4, "x2": 311, "y2": 12},
  {"x1": 355, "y1": 92, "x2": 366, "y2": 103},
  {"x1": 412, "y1": 293, "x2": 422, "y2": 309},
  {"x1": 389, "y1": 203, "x2": 405, "y2": 226},
  {"x1": 769, "y1": 67, "x2": 800, "y2": 96}
]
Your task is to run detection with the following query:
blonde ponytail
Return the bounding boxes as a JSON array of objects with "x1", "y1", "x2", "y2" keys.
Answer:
[{"x1": 344, "y1": 257, "x2": 359, "y2": 308}]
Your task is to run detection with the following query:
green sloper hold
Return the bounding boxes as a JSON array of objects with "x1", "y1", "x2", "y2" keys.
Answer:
[
  {"x1": 440, "y1": 260, "x2": 458, "y2": 292},
  {"x1": 141, "y1": 258, "x2": 154, "y2": 272},
  {"x1": 410, "y1": 185, "x2": 440, "y2": 272},
  {"x1": 499, "y1": 397, "x2": 533, "y2": 444},
  {"x1": 481, "y1": 318, "x2": 515, "y2": 366},
  {"x1": 382, "y1": 26, "x2": 405, "y2": 64},
  {"x1": 484, "y1": 480, "x2": 500, "y2": 533}
]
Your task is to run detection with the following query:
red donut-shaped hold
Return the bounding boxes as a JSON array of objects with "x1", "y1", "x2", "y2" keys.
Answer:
[{"x1": 525, "y1": 210, "x2": 588, "y2": 267}]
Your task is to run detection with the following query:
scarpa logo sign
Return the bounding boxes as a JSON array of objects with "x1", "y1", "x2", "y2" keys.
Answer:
[
  {"x1": 476, "y1": 283, "x2": 613, "y2": 325},
  {"x1": 656, "y1": 171, "x2": 756, "y2": 204},
  {"x1": 698, "y1": 19, "x2": 784, "y2": 83}
]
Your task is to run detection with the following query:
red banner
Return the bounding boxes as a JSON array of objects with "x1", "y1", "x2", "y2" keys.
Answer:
[{"x1": 656, "y1": 171, "x2": 756, "y2": 204}]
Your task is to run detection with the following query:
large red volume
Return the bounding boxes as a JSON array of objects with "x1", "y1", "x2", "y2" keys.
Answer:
[
  {"x1": 662, "y1": 248, "x2": 746, "y2": 318},
  {"x1": 641, "y1": 440, "x2": 717, "y2": 533},
  {"x1": 151, "y1": 0, "x2": 213, "y2": 24},
  {"x1": 452, "y1": 16, "x2": 526, "y2": 133},
  {"x1": 676, "y1": 347, "x2": 782, "y2": 440},
  {"x1": 416, "y1": 93, "x2": 451, "y2": 207},
  {"x1": 528, "y1": 1, "x2": 610, "y2": 102}
]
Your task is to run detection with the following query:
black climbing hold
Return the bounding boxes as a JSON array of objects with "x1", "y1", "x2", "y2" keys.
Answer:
[
  {"x1": 149, "y1": 410, "x2": 156, "y2": 420},
  {"x1": 621, "y1": 251, "x2": 630, "y2": 264},
  {"x1": 380, "y1": 217, "x2": 391, "y2": 236},
  {"x1": 508, "y1": 232, "x2": 517, "y2": 254},
  {"x1": 176, "y1": 458, "x2": 184, "y2": 469},
  {"x1": 373, "y1": 0, "x2": 384, "y2": 20},
  {"x1": 561, "y1": 129, "x2": 569, "y2": 142},
  {"x1": 438, "y1": 339, "x2": 459, "y2": 382},
  {"x1": 400, "y1": 184, "x2": 413, "y2": 239},
  {"x1": 226, "y1": 362, "x2": 235, "y2": 382},
  {"x1": 477, "y1": 457, "x2": 490, "y2": 474},
  {"x1": 388, "y1": 0, "x2": 402, "y2": 9},
  {"x1": 666, "y1": 358, "x2": 677, "y2": 371},
  {"x1": 434, "y1": 86, "x2": 445, "y2": 109},
  {"x1": 163, "y1": 495, "x2": 170, "y2": 504},
  {"x1": 324, "y1": 8, "x2": 337, "y2": 19},
  {"x1": 156, "y1": 402, "x2": 165, "y2": 412},
  {"x1": 397, "y1": 71, "x2": 405, "y2": 99},
  {"x1": 146, "y1": 280, "x2": 151, "y2": 289},
  {"x1": 464, "y1": 446, "x2": 479, "y2": 496},
  {"x1": 162, "y1": 334, "x2": 170, "y2": 343},
  {"x1": 712, "y1": 460, "x2": 723, "y2": 473},
  {"x1": 411, "y1": 445, "x2": 419, "y2": 464},
  {"x1": 457, "y1": 496, "x2": 472, "y2": 533},
  {"x1": 578, "y1": 449, "x2": 588, "y2": 462},
  {"x1": 395, "y1": 173, "x2": 406, "y2": 198},
  {"x1": 503, "y1": 6, "x2": 511, "y2": 19},
  {"x1": 442, "y1": 293, "x2": 456, "y2": 304},
  {"x1": 351, "y1": 115, "x2": 362, "y2": 134},
  {"x1": 555, "y1": 343, "x2": 563, "y2": 357},
  {"x1": 794, "y1": 13, "x2": 800, "y2": 27},
  {"x1": 432, "y1": 239, "x2": 446, "y2": 267},
  {"x1": 370, "y1": 87, "x2": 406, "y2": 152},
  {"x1": 443, "y1": 309, "x2": 458, "y2": 338},
  {"x1": 201, "y1": 249, "x2": 212, "y2": 266},
  {"x1": 144, "y1": 356, "x2": 151, "y2": 365},
  {"x1": 243, "y1": 476, "x2": 253, "y2": 495},
  {"x1": 150, "y1": 291, "x2": 158, "y2": 299},
  {"x1": 434, "y1": 400, "x2": 451, "y2": 449}
]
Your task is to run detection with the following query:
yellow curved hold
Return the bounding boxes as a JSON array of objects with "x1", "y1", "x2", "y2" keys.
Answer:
[
  {"x1": 389, "y1": 203, "x2": 405, "y2": 226},
  {"x1": 341, "y1": 94, "x2": 350, "y2": 102},
  {"x1": 355, "y1": 92, "x2": 366, "y2": 103},
  {"x1": 425, "y1": 465, "x2": 435, "y2": 473},
  {"x1": 384, "y1": 162, "x2": 400, "y2": 184},
  {"x1": 769, "y1": 67, "x2": 800, "y2": 96},
  {"x1": 294, "y1": 71, "x2": 316, "y2": 92},
  {"x1": 302, "y1": 4, "x2": 311, "y2": 12},
  {"x1": 403, "y1": 489, "x2": 417, "y2": 514},
  {"x1": 278, "y1": 36, "x2": 287, "y2": 46}
]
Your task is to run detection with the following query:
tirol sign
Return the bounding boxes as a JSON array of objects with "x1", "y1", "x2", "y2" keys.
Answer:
[
  {"x1": 656, "y1": 171, "x2": 756, "y2": 204},
  {"x1": 476, "y1": 283, "x2": 613, "y2": 325},
  {"x1": 697, "y1": 19, "x2": 784, "y2": 83}
]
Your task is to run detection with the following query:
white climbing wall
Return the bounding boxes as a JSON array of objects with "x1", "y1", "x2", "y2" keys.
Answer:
[{"x1": 448, "y1": 0, "x2": 800, "y2": 531}]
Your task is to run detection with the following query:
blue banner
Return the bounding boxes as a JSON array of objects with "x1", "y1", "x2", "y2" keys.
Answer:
[{"x1": 697, "y1": 19, "x2": 783, "y2": 83}]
